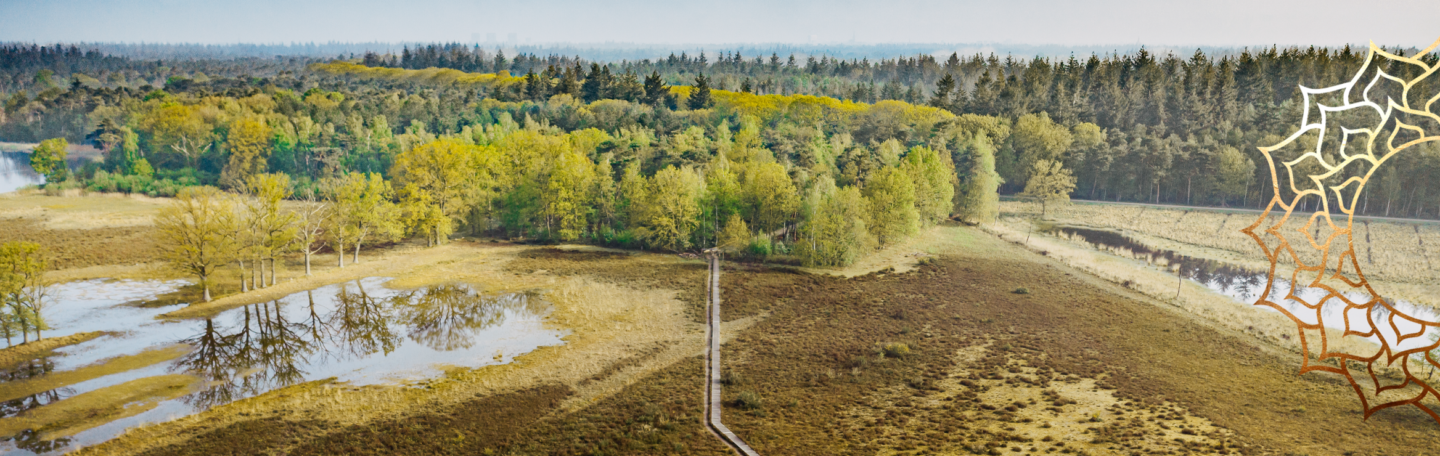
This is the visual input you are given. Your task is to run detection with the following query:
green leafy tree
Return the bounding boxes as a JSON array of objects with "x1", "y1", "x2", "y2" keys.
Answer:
[
  {"x1": 221, "y1": 117, "x2": 274, "y2": 189},
  {"x1": 544, "y1": 149, "x2": 597, "y2": 240},
  {"x1": 1011, "y1": 112, "x2": 1073, "y2": 183},
  {"x1": 0, "y1": 242, "x2": 48, "y2": 344},
  {"x1": 956, "y1": 136, "x2": 1003, "y2": 224},
  {"x1": 138, "y1": 102, "x2": 213, "y2": 166},
  {"x1": 155, "y1": 186, "x2": 239, "y2": 302},
  {"x1": 399, "y1": 183, "x2": 450, "y2": 246},
  {"x1": 244, "y1": 173, "x2": 297, "y2": 287},
  {"x1": 29, "y1": 138, "x2": 68, "y2": 182},
  {"x1": 327, "y1": 173, "x2": 402, "y2": 265},
  {"x1": 795, "y1": 177, "x2": 874, "y2": 267},
  {"x1": 617, "y1": 163, "x2": 648, "y2": 230},
  {"x1": 864, "y1": 166, "x2": 919, "y2": 246},
  {"x1": 718, "y1": 213, "x2": 750, "y2": 251},
  {"x1": 1213, "y1": 146, "x2": 1254, "y2": 207},
  {"x1": 900, "y1": 145, "x2": 957, "y2": 225},
  {"x1": 389, "y1": 138, "x2": 477, "y2": 244},
  {"x1": 1021, "y1": 159, "x2": 1076, "y2": 217},
  {"x1": 640, "y1": 166, "x2": 704, "y2": 251},
  {"x1": 743, "y1": 161, "x2": 800, "y2": 235},
  {"x1": 701, "y1": 159, "x2": 742, "y2": 247}
]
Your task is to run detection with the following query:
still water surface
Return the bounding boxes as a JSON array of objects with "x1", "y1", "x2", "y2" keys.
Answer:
[
  {"x1": 1059, "y1": 227, "x2": 1440, "y2": 352},
  {"x1": 0, "y1": 277, "x2": 566, "y2": 454}
]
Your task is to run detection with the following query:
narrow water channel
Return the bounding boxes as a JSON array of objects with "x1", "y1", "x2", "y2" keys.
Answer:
[
  {"x1": 1058, "y1": 227, "x2": 1440, "y2": 352},
  {"x1": 0, "y1": 277, "x2": 567, "y2": 454}
]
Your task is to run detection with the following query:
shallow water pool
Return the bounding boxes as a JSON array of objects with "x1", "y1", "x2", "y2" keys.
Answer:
[{"x1": 0, "y1": 277, "x2": 567, "y2": 454}]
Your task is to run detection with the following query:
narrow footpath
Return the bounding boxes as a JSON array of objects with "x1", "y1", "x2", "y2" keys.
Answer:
[{"x1": 703, "y1": 249, "x2": 759, "y2": 456}]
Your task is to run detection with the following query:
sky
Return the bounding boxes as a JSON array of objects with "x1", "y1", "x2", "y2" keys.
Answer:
[{"x1": 1, "y1": 0, "x2": 1438, "y2": 48}]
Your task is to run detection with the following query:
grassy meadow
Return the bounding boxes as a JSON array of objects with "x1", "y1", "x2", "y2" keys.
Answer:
[{"x1": 2, "y1": 192, "x2": 1439, "y2": 455}]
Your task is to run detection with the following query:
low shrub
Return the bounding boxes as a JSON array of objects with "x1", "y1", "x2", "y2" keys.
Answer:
[
  {"x1": 736, "y1": 390, "x2": 763, "y2": 410},
  {"x1": 880, "y1": 342, "x2": 911, "y2": 359}
]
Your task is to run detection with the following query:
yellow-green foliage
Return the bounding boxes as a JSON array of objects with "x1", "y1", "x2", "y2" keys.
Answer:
[
  {"x1": 638, "y1": 166, "x2": 705, "y2": 251},
  {"x1": 315, "y1": 61, "x2": 958, "y2": 131},
  {"x1": 674, "y1": 86, "x2": 954, "y2": 129},
  {"x1": 864, "y1": 166, "x2": 920, "y2": 246},
  {"x1": 795, "y1": 177, "x2": 874, "y2": 267},
  {"x1": 310, "y1": 61, "x2": 524, "y2": 91}
]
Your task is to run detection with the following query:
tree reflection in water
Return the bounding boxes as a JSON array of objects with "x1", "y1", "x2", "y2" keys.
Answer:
[
  {"x1": 331, "y1": 281, "x2": 400, "y2": 358},
  {"x1": 172, "y1": 280, "x2": 541, "y2": 409},
  {"x1": 0, "y1": 359, "x2": 71, "y2": 418},
  {"x1": 395, "y1": 285, "x2": 534, "y2": 351}
]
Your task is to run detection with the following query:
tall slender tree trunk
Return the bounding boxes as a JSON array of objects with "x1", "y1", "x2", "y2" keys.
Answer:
[
  {"x1": 238, "y1": 259, "x2": 248, "y2": 292},
  {"x1": 1186, "y1": 177, "x2": 1192, "y2": 205},
  {"x1": 338, "y1": 240, "x2": 346, "y2": 268},
  {"x1": 304, "y1": 252, "x2": 312, "y2": 276},
  {"x1": 201, "y1": 274, "x2": 211, "y2": 302},
  {"x1": 270, "y1": 258, "x2": 277, "y2": 286},
  {"x1": 258, "y1": 258, "x2": 266, "y2": 289}
]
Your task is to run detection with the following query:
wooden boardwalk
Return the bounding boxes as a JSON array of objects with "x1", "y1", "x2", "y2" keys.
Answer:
[{"x1": 703, "y1": 250, "x2": 760, "y2": 456}]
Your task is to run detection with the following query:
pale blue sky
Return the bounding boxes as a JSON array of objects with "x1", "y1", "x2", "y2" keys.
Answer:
[{"x1": 1, "y1": 0, "x2": 1437, "y2": 47}]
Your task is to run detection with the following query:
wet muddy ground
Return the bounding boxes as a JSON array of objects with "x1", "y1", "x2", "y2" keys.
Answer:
[{"x1": 111, "y1": 227, "x2": 1440, "y2": 455}]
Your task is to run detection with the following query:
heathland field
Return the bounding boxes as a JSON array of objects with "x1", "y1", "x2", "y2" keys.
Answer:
[
  {"x1": 1008, "y1": 200, "x2": 1440, "y2": 288},
  {"x1": 2, "y1": 193, "x2": 1440, "y2": 455}
]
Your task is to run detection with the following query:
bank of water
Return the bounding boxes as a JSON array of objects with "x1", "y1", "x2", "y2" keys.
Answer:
[
  {"x1": 0, "y1": 277, "x2": 567, "y2": 454},
  {"x1": 1058, "y1": 226, "x2": 1440, "y2": 352}
]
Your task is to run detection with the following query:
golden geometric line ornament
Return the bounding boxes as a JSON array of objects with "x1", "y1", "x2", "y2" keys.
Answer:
[{"x1": 1243, "y1": 37, "x2": 1440, "y2": 424}]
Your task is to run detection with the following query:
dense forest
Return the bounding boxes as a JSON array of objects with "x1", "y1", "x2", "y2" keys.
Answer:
[{"x1": 3, "y1": 42, "x2": 1439, "y2": 272}]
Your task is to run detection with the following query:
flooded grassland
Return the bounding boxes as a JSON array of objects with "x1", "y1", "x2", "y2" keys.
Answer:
[{"x1": 0, "y1": 193, "x2": 700, "y2": 455}]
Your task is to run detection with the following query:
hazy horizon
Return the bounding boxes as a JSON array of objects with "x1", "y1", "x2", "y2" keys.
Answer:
[{"x1": 3, "y1": 0, "x2": 1438, "y2": 48}]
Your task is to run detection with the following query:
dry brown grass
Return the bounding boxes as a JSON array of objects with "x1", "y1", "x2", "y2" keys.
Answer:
[
  {"x1": 793, "y1": 224, "x2": 965, "y2": 278},
  {"x1": 985, "y1": 218, "x2": 1382, "y2": 362},
  {"x1": 1007, "y1": 201, "x2": 1440, "y2": 309},
  {"x1": 82, "y1": 225, "x2": 1440, "y2": 455},
  {"x1": 843, "y1": 341, "x2": 1233, "y2": 455},
  {"x1": 1017, "y1": 201, "x2": 1440, "y2": 286},
  {"x1": 0, "y1": 191, "x2": 168, "y2": 230}
]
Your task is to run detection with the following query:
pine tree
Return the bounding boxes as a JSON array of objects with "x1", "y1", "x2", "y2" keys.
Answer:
[
  {"x1": 553, "y1": 66, "x2": 579, "y2": 97},
  {"x1": 688, "y1": 73, "x2": 713, "y2": 110},
  {"x1": 581, "y1": 63, "x2": 606, "y2": 102},
  {"x1": 930, "y1": 74, "x2": 956, "y2": 111},
  {"x1": 642, "y1": 71, "x2": 668, "y2": 106}
]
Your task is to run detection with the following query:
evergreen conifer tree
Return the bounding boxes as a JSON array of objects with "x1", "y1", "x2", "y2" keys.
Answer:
[
  {"x1": 642, "y1": 71, "x2": 668, "y2": 106},
  {"x1": 688, "y1": 73, "x2": 713, "y2": 110},
  {"x1": 581, "y1": 63, "x2": 606, "y2": 102}
]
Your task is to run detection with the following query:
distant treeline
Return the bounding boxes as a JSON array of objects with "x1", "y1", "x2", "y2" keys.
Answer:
[{"x1": 4, "y1": 41, "x2": 1440, "y2": 224}]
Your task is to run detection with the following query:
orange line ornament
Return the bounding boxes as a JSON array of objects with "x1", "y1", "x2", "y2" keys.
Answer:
[{"x1": 1242, "y1": 38, "x2": 1440, "y2": 424}]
